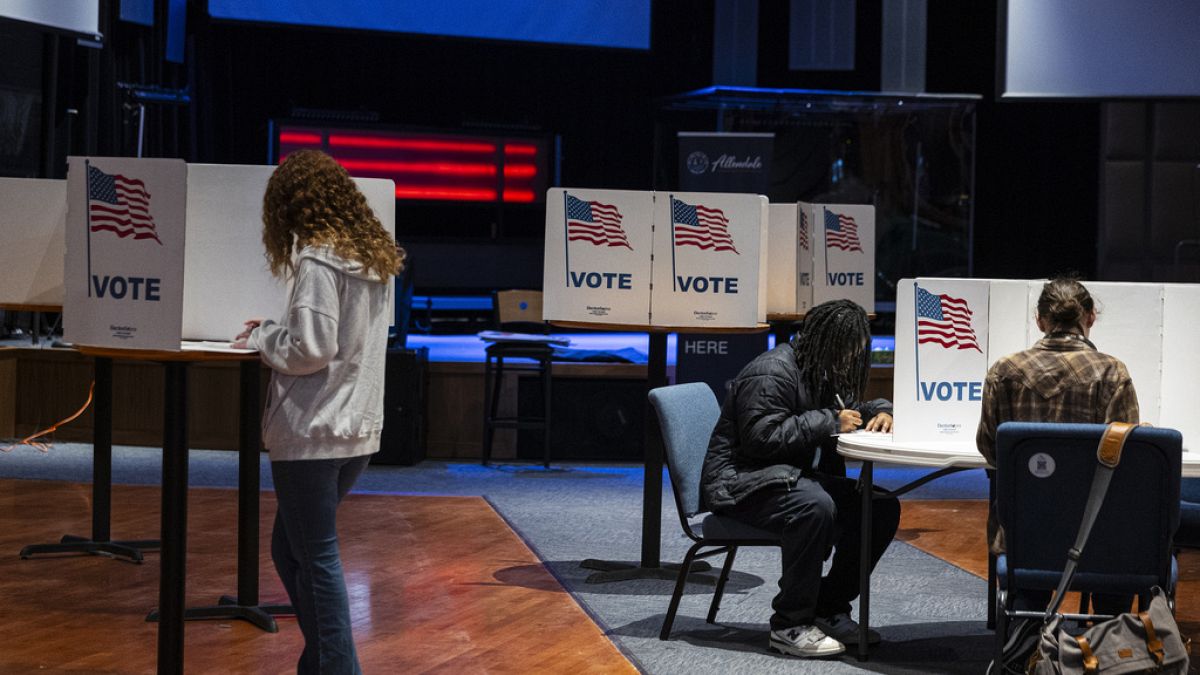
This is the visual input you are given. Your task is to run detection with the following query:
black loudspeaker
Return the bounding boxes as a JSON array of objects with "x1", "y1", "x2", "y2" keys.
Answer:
[
  {"x1": 517, "y1": 377, "x2": 645, "y2": 461},
  {"x1": 375, "y1": 347, "x2": 428, "y2": 465}
]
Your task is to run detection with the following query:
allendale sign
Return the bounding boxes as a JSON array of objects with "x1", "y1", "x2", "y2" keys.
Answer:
[{"x1": 678, "y1": 132, "x2": 774, "y2": 194}]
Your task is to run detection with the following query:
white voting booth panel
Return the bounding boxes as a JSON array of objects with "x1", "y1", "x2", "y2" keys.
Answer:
[
  {"x1": 896, "y1": 277, "x2": 1198, "y2": 450},
  {"x1": 765, "y1": 202, "x2": 816, "y2": 315},
  {"x1": 543, "y1": 188, "x2": 654, "y2": 325},
  {"x1": 182, "y1": 164, "x2": 286, "y2": 341},
  {"x1": 181, "y1": 165, "x2": 396, "y2": 342},
  {"x1": 1033, "y1": 282, "x2": 1163, "y2": 426},
  {"x1": 651, "y1": 191, "x2": 767, "y2": 327},
  {"x1": 806, "y1": 202, "x2": 874, "y2": 315},
  {"x1": 65, "y1": 157, "x2": 188, "y2": 350},
  {"x1": 766, "y1": 203, "x2": 797, "y2": 315},
  {"x1": 1162, "y1": 285, "x2": 1200, "y2": 452},
  {"x1": 894, "y1": 278, "x2": 991, "y2": 443},
  {"x1": 0, "y1": 178, "x2": 66, "y2": 306},
  {"x1": 66, "y1": 158, "x2": 397, "y2": 350},
  {"x1": 796, "y1": 206, "x2": 814, "y2": 313}
]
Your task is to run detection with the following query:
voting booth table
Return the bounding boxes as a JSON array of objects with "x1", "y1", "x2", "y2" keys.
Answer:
[
  {"x1": 9, "y1": 157, "x2": 396, "y2": 674},
  {"x1": 841, "y1": 277, "x2": 1200, "y2": 660}
]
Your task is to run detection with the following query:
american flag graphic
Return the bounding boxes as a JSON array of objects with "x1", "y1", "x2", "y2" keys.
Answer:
[
  {"x1": 916, "y1": 287, "x2": 981, "y2": 352},
  {"x1": 671, "y1": 197, "x2": 738, "y2": 253},
  {"x1": 799, "y1": 209, "x2": 810, "y2": 251},
  {"x1": 87, "y1": 165, "x2": 162, "y2": 244},
  {"x1": 566, "y1": 194, "x2": 632, "y2": 249},
  {"x1": 824, "y1": 208, "x2": 862, "y2": 253}
]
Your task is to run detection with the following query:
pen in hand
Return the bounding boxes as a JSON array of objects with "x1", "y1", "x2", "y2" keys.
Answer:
[{"x1": 834, "y1": 394, "x2": 862, "y2": 433}]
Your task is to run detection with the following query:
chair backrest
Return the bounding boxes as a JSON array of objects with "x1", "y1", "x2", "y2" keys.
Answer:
[
  {"x1": 648, "y1": 382, "x2": 721, "y2": 521},
  {"x1": 493, "y1": 289, "x2": 546, "y2": 333},
  {"x1": 997, "y1": 422, "x2": 1181, "y2": 593}
]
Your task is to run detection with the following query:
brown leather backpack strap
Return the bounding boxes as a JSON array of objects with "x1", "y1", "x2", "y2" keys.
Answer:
[
  {"x1": 1139, "y1": 611, "x2": 1165, "y2": 665},
  {"x1": 1097, "y1": 421, "x2": 1135, "y2": 468},
  {"x1": 1077, "y1": 636, "x2": 1099, "y2": 674}
]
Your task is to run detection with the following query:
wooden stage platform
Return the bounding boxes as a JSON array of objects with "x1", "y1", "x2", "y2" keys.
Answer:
[
  {"x1": 899, "y1": 500, "x2": 1200, "y2": 643},
  {"x1": 0, "y1": 479, "x2": 635, "y2": 674}
]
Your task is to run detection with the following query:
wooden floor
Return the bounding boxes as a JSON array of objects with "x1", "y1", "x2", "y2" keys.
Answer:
[
  {"x1": 0, "y1": 479, "x2": 635, "y2": 674},
  {"x1": 901, "y1": 500, "x2": 1200, "y2": 639}
]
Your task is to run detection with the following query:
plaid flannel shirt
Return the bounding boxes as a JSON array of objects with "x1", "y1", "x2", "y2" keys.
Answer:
[{"x1": 976, "y1": 335, "x2": 1140, "y2": 552}]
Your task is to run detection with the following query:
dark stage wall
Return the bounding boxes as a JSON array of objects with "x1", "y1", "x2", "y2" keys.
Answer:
[{"x1": 188, "y1": 1, "x2": 1100, "y2": 282}]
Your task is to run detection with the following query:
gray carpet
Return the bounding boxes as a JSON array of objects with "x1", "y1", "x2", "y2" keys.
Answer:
[{"x1": 0, "y1": 444, "x2": 995, "y2": 673}]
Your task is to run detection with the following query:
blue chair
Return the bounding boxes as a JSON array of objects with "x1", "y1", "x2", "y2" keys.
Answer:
[
  {"x1": 1176, "y1": 478, "x2": 1200, "y2": 548},
  {"x1": 994, "y1": 422, "x2": 1181, "y2": 663},
  {"x1": 649, "y1": 382, "x2": 781, "y2": 641}
]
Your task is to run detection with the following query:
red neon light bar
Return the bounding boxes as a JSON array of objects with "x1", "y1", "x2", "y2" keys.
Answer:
[
  {"x1": 394, "y1": 186, "x2": 498, "y2": 201},
  {"x1": 337, "y1": 159, "x2": 497, "y2": 177},
  {"x1": 279, "y1": 125, "x2": 546, "y2": 203},
  {"x1": 279, "y1": 131, "x2": 323, "y2": 145},
  {"x1": 503, "y1": 164, "x2": 538, "y2": 179},
  {"x1": 502, "y1": 189, "x2": 536, "y2": 203},
  {"x1": 329, "y1": 135, "x2": 496, "y2": 154}
]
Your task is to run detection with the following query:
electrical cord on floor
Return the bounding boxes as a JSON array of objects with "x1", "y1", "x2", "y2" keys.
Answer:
[{"x1": 1, "y1": 381, "x2": 94, "y2": 453}]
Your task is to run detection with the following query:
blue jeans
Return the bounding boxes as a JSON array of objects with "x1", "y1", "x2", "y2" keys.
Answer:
[{"x1": 271, "y1": 455, "x2": 371, "y2": 675}]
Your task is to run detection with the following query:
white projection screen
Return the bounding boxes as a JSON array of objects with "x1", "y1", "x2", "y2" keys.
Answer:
[
  {"x1": 1000, "y1": 0, "x2": 1200, "y2": 98},
  {"x1": 0, "y1": 0, "x2": 100, "y2": 39}
]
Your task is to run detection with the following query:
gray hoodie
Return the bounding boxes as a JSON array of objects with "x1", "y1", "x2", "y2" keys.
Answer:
[{"x1": 247, "y1": 245, "x2": 390, "y2": 462}]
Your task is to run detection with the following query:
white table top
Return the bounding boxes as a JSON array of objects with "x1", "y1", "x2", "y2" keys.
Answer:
[{"x1": 838, "y1": 432, "x2": 1200, "y2": 477}]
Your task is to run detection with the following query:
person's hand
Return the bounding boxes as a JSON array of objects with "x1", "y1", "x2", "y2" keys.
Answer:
[
  {"x1": 865, "y1": 412, "x2": 893, "y2": 433},
  {"x1": 231, "y1": 319, "x2": 263, "y2": 349},
  {"x1": 233, "y1": 319, "x2": 263, "y2": 342},
  {"x1": 837, "y1": 408, "x2": 862, "y2": 433}
]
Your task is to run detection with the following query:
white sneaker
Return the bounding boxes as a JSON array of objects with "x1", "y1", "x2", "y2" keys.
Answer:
[
  {"x1": 768, "y1": 624, "x2": 846, "y2": 657},
  {"x1": 815, "y1": 612, "x2": 881, "y2": 645}
]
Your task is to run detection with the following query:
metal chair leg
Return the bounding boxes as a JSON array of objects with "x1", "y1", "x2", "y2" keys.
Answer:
[
  {"x1": 987, "y1": 550, "x2": 997, "y2": 628},
  {"x1": 482, "y1": 355, "x2": 502, "y2": 465},
  {"x1": 541, "y1": 356, "x2": 552, "y2": 469},
  {"x1": 707, "y1": 546, "x2": 737, "y2": 624},
  {"x1": 660, "y1": 543, "x2": 704, "y2": 640},
  {"x1": 993, "y1": 591, "x2": 1009, "y2": 672}
]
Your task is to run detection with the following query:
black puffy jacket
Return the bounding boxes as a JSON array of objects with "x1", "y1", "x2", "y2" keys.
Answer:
[{"x1": 700, "y1": 341, "x2": 892, "y2": 511}]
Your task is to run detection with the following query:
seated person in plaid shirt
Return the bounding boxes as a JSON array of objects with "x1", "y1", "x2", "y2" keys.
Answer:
[{"x1": 976, "y1": 275, "x2": 1139, "y2": 613}]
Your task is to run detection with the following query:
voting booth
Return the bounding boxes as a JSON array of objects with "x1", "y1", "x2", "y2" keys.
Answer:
[
  {"x1": 543, "y1": 188, "x2": 767, "y2": 328},
  {"x1": 63, "y1": 157, "x2": 396, "y2": 351},
  {"x1": 801, "y1": 201, "x2": 875, "y2": 315},
  {"x1": 765, "y1": 203, "x2": 815, "y2": 316},
  {"x1": 895, "y1": 277, "x2": 1200, "y2": 450},
  {"x1": 765, "y1": 201, "x2": 872, "y2": 317},
  {"x1": 0, "y1": 178, "x2": 67, "y2": 307},
  {"x1": 542, "y1": 188, "x2": 654, "y2": 325}
]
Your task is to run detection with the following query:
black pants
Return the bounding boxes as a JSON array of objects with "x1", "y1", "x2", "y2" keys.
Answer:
[{"x1": 721, "y1": 474, "x2": 901, "y2": 630}]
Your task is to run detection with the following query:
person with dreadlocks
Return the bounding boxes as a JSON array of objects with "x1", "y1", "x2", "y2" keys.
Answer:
[{"x1": 701, "y1": 299, "x2": 900, "y2": 658}]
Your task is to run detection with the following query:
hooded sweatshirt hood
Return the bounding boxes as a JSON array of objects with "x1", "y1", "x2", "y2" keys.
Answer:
[{"x1": 297, "y1": 244, "x2": 387, "y2": 284}]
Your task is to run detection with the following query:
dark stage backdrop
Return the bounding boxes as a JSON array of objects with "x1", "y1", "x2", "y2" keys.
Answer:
[{"x1": 187, "y1": 0, "x2": 1103, "y2": 285}]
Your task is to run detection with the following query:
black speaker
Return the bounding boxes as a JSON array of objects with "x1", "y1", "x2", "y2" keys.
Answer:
[
  {"x1": 375, "y1": 347, "x2": 428, "y2": 465},
  {"x1": 517, "y1": 377, "x2": 645, "y2": 461}
]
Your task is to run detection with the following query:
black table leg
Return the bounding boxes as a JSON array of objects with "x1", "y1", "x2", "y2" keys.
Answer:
[
  {"x1": 148, "y1": 360, "x2": 288, "y2": 632},
  {"x1": 581, "y1": 331, "x2": 711, "y2": 583},
  {"x1": 154, "y1": 361, "x2": 189, "y2": 675},
  {"x1": 19, "y1": 356, "x2": 159, "y2": 562},
  {"x1": 857, "y1": 460, "x2": 874, "y2": 661},
  {"x1": 987, "y1": 469, "x2": 997, "y2": 629}
]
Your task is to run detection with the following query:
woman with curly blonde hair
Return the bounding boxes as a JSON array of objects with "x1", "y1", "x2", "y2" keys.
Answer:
[{"x1": 233, "y1": 149, "x2": 403, "y2": 674}]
